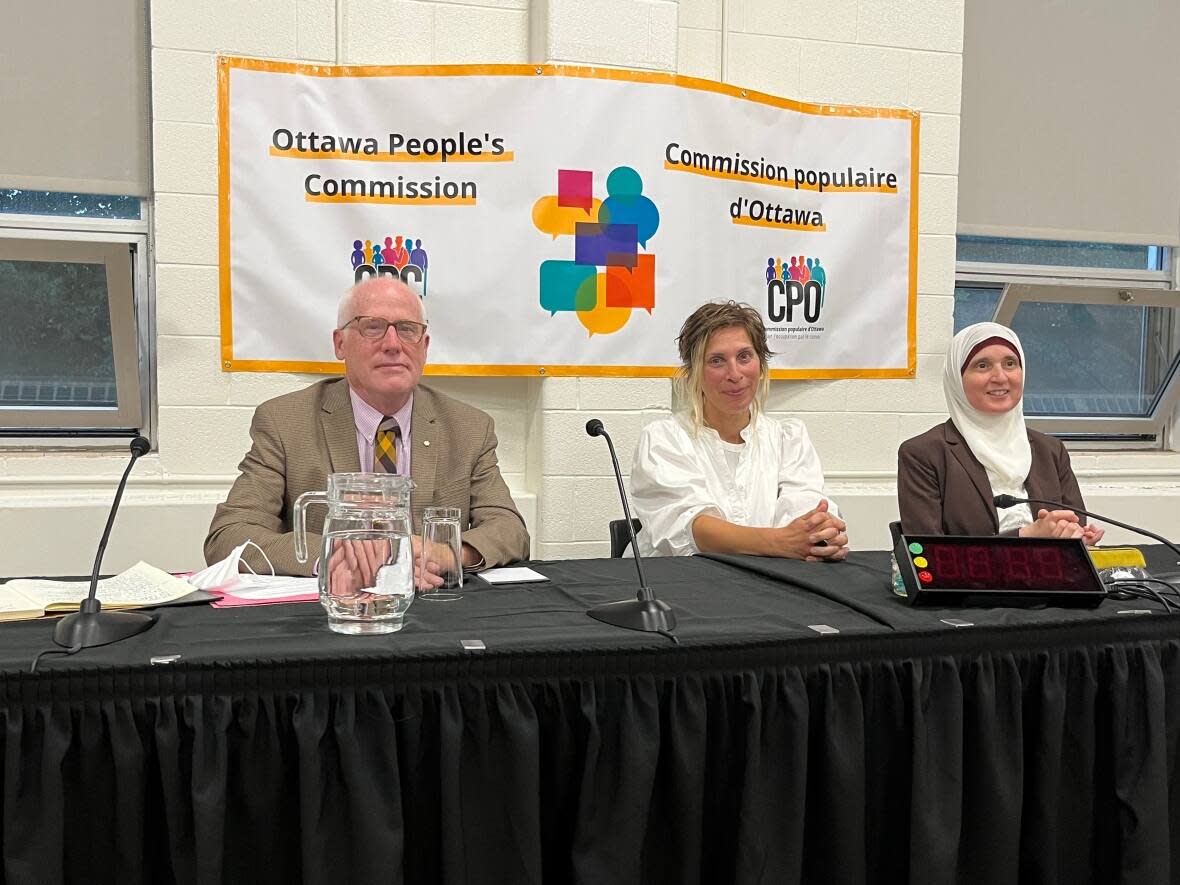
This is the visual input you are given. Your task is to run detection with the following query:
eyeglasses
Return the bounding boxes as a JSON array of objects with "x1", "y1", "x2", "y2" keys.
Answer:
[{"x1": 343, "y1": 316, "x2": 428, "y2": 343}]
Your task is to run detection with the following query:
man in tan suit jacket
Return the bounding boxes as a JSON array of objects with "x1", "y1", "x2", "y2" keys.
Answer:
[{"x1": 205, "y1": 277, "x2": 530, "y2": 577}]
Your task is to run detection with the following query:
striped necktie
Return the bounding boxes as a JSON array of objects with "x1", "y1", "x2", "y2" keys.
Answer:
[{"x1": 374, "y1": 416, "x2": 400, "y2": 473}]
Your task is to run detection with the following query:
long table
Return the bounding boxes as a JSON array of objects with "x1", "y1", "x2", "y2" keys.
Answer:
[{"x1": 2, "y1": 549, "x2": 1179, "y2": 885}]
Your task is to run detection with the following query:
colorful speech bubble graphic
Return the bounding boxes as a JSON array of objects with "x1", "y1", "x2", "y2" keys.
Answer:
[
  {"x1": 557, "y1": 169, "x2": 594, "y2": 211},
  {"x1": 574, "y1": 222, "x2": 638, "y2": 268},
  {"x1": 531, "y1": 195, "x2": 602, "y2": 239},
  {"x1": 605, "y1": 253, "x2": 655, "y2": 312},
  {"x1": 599, "y1": 165, "x2": 659, "y2": 248},
  {"x1": 534, "y1": 165, "x2": 658, "y2": 335},
  {"x1": 540, "y1": 260, "x2": 597, "y2": 314},
  {"x1": 598, "y1": 195, "x2": 659, "y2": 249},
  {"x1": 577, "y1": 274, "x2": 632, "y2": 336}
]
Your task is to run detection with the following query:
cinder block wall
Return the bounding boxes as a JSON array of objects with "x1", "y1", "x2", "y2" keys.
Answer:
[{"x1": 2, "y1": 0, "x2": 1177, "y2": 576}]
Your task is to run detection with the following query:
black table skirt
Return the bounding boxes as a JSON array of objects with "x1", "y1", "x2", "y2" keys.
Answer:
[{"x1": 2, "y1": 552, "x2": 1179, "y2": 885}]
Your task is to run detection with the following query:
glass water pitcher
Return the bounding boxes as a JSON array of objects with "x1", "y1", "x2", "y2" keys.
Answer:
[{"x1": 293, "y1": 472, "x2": 415, "y2": 634}]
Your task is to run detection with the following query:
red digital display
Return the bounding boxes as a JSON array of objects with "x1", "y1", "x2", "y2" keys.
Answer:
[{"x1": 910, "y1": 537, "x2": 1098, "y2": 593}]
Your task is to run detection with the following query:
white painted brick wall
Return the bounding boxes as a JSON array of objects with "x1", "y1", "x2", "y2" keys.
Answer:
[
  {"x1": 147, "y1": 0, "x2": 539, "y2": 569},
  {"x1": 152, "y1": 50, "x2": 218, "y2": 125},
  {"x1": 5, "y1": 0, "x2": 1180, "y2": 578},
  {"x1": 916, "y1": 295, "x2": 955, "y2": 356},
  {"x1": 153, "y1": 122, "x2": 218, "y2": 195},
  {"x1": 919, "y1": 113, "x2": 961, "y2": 175},
  {"x1": 729, "y1": 0, "x2": 858, "y2": 41},
  {"x1": 724, "y1": 34, "x2": 801, "y2": 96},
  {"x1": 156, "y1": 265, "x2": 220, "y2": 337},
  {"x1": 0, "y1": 0, "x2": 1166, "y2": 581},
  {"x1": 676, "y1": 28, "x2": 721, "y2": 80},
  {"x1": 802, "y1": 412, "x2": 902, "y2": 472},
  {"x1": 155, "y1": 194, "x2": 218, "y2": 265},
  {"x1": 798, "y1": 43, "x2": 911, "y2": 107},
  {"x1": 157, "y1": 406, "x2": 256, "y2": 475},
  {"x1": 131, "y1": 0, "x2": 968, "y2": 561},
  {"x1": 679, "y1": 0, "x2": 720, "y2": 31},
  {"x1": 296, "y1": 0, "x2": 337, "y2": 60},
  {"x1": 435, "y1": 6, "x2": 529, "y2": 61},
  {"x1": 534, "y1": 0, "x2": 677, "y2": 69},
  {"x1": 844, "y1": 354, "x2": 946, "y2": 414},
  {"x1": 857, "y1": 0, "x2": 964, "y2": 52},
  {"x1": 342, "y1": 1, "x2": 435, "y2": 64},
  {"x1": 918, "y1": 174, "x2": 957, "y2": 235},
  {"x1": 908, "y1": 51, "x2": 962, "y2": 115},
  {"x1": 917, "y1": 234, "x2": 957, "y2": 295},
  {"x1": 153, "y1": 0, "x2": 302, "y2": 57}
]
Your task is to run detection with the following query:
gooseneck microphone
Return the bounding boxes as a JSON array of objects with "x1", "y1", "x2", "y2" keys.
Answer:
[
  {"x1": 53, "y1": 436, "x2": 158, "y2": 650},
  {"x1": 993, "y1": 494, "x2": 1180, "y2": 563},
  {"x1": 585, "y1": 419, "x2": 676, "y2": 634}
]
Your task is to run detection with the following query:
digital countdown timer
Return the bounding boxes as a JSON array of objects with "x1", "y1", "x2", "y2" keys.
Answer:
[{"x1": 891, "y1": 531, "x2": 1106, "y2": 607}]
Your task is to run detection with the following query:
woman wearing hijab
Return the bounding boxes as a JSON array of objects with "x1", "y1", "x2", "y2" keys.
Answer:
[
  {"x1": 897, "y1": 322, "x2": 1104, "y2": 543},
  {"x1": 630, "y1": 300, "x2": 849, "y2": 559}
]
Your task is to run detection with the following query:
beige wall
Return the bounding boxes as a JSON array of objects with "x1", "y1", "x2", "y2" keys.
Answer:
[{"x1": 2, "y1": 0, "x2": 1178, "y2": 576}]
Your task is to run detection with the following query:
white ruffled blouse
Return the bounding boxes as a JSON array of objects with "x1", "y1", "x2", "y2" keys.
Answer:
[{"x1": 629, "y1": 413, "x2": 838, "y2": 556}]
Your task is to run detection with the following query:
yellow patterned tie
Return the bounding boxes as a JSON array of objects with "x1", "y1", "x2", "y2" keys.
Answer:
[{"x1": 374, "y1": 416, "x2": 400, "y2": 473}]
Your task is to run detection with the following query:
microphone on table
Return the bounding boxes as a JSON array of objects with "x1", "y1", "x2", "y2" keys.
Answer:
[
  {"x1": 584, "y1": 419, "x2": 676, "y2": 634},
  {"x1": 993, "y1": 494, "x2": 1180, "y2": 563},
  {"x1": 53, "y1": 436, "x2": 158, "y2": 650}
]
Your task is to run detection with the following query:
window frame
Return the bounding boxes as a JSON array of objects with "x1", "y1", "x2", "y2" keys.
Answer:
[
  {"x1": 956, "y1": 252, "x2": 1179, "y2": 446},
  {"x1": 0, "y1": 214, "x2": 154, "y2": 447}
]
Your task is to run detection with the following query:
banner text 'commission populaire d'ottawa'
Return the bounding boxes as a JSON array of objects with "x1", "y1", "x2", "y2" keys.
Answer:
[{"x1": 218, "y1": 58, "x2": 918, "y2": 378}]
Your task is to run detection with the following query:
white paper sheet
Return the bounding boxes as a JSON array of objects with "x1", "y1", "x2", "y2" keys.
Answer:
[{"x1": 478, "y1": 567, "x2": 550, "y2": 584}]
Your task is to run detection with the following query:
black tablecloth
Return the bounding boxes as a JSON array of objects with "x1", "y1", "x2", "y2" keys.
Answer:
[{"x1": 2, "y1": 550, "x2": 1179, "y2": 885}]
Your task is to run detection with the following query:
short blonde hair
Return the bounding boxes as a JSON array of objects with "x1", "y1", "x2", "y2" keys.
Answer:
[{"x1": 675, "y1": 300, "x2": 773, "y2": 432}]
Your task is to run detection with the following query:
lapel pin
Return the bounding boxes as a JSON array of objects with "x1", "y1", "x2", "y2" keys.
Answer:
[{"x1": 423, "y1": 440, "x2": 430, "y2": 447}]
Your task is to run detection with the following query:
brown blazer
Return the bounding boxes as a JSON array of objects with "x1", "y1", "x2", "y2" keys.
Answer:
[
  {"x1": 204, "y1": 379, "x2": 530, "y2": 575},
  {"x1": 897, "y1": 420, "x2": 1087, "y2": 536}
]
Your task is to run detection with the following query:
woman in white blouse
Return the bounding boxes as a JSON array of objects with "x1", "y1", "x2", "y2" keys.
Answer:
[{"x1": 630, "y1": 301, "x2": 849, "y2": 560}]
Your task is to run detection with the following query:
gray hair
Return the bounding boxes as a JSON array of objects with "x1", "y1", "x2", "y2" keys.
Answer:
[{"x1": 336, "y1": 276, "x2": 427, "y2": 329}]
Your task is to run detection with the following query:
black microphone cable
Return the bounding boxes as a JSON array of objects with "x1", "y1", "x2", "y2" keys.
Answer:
[
  {"x1": 993, "y1": 494, "x2": 1180, "y2": 563},
  {"x1": 1104, "y1": 578, "x2": 1180, "y2": 614},
  {"x1": 30, "y1": 643, "x2": 83, "y2": 674}
]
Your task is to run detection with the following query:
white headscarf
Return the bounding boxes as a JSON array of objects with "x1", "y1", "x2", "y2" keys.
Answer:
[{"x1": 943, "y1": 323, "x2": 1032, "y2": 502}]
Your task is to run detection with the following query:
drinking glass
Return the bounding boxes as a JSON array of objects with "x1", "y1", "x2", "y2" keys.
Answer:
[{"x1": 419, "y1": 507, "x2": 463, "y2": 601}]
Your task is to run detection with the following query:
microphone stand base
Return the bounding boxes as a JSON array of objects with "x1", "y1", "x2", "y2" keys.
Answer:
[
  {"x1": 588, "y1": 597, "x2": 677, "y2": 634},
  {"x1": 53, "y1": 610, "x2": 157, "y2": 650}
]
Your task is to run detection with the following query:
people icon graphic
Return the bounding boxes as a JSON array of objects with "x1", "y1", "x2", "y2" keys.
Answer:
[
  {"x1": 409, "y1": 239, "x2": 428, "y2": 270},
  {"x1": 390, "y1": 236, "x2": 409, "y2": 269}
]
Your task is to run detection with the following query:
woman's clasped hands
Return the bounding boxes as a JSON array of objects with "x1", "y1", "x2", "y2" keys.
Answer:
[
  {"x1": 1018, "y1": 508, "x2": 1105, "y2": 545},
  {"x1": 778, "y1": 499, "x2": 850, "y2": 562}
]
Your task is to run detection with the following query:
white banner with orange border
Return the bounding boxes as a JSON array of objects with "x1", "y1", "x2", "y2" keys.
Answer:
[{"x1": 218, "y1": 57, "x2": 918, "y2": 378}]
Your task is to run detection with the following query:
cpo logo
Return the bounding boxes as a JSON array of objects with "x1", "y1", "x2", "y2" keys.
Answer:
[
  {"x1": 350, "y1": 235, "x2": 430, "y2": 295},
  {"x1": 765, "y1": 255, "x2": 827, "y2": 324}
]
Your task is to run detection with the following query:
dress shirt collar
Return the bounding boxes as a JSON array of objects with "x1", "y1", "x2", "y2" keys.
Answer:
[{"x1": 349, "y1": 386, "x2": 413, "y2": 442}]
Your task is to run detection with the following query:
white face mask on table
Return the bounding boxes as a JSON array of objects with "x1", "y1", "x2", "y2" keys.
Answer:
[{"x1": 187, "y1": 540, "x2": 275, "y2": 590}]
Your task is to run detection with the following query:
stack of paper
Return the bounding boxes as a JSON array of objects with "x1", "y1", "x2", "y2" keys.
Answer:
[{"x1": 210, "y1": 576, "x2": 320, "y2": 608}]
